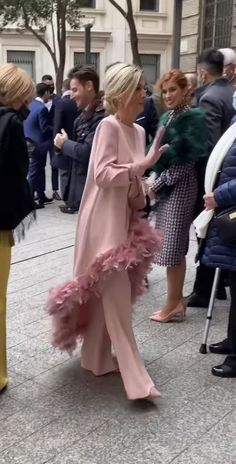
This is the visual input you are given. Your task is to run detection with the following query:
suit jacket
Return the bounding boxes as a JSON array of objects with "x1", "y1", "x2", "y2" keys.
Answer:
[
  {"x1": 54, "y1": 95, "x2": 78, "y2": 139},
  {"x1": 136, "y1": 96, "x2": 159, "y2": 147},
  {"x1": 24, "y1": 99, "x2": 53, "y2": 149},
  {"x1": 194, "y1": 78, "x2": 235, "y2": 216},
  {"x1": 52, "y1": 95, "x2": 79, "y2": 171},
  {"x1": 61, "y1": 98, "x2": 105, "y2": 209},
  {"x1": 46, "y1": 93, "x2": 61, "y2": 125},
  {"x1": 195, "y1": 78, "x2": 235, "y2": 156}
]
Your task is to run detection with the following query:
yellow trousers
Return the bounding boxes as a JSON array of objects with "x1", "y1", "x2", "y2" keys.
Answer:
[{"x1": 0, "y1": 233, "x2": 12, "y2": 391}]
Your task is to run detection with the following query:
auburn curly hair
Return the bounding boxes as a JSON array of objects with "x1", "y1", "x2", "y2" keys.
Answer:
[{"x1": 157, "y1": 69, "x2": 188, "y2": 92}]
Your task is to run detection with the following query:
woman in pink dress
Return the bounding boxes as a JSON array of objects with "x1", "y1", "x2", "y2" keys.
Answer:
[{"x1": 47, "y1": 63, "x2": 166, "y2": 400}]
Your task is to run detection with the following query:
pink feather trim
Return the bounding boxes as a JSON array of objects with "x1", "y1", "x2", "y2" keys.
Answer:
[{"x1": 46, "y1": 217, "x2": 162, "y2": 352}]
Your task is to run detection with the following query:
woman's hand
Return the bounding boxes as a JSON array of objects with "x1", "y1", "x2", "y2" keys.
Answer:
[
  {"x1": 129, "y1": 144, "x2": 169, "y2": 180},
  {"x1": 145, "y1": 143, "x2": 169, "y2": 169},
  {"x1": 54, "y1": 129, "x2": 68, "y2": 149},
  {"x1": 204, "y1": 192, "x2": 218, "y2": 210}
]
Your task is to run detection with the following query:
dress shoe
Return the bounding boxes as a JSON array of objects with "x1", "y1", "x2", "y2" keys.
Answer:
[
  {"x1": 150, "y1": 300, "x2": 186, "y2": 322},
  {"x1": 52, "y1": 191, "x2": 61, "y2": 201},
  {"x1": 212, "y1": 363, "x2": 236, "y2": 378},
  {"x1": 34, "y1": 201, "x2": 44, "y2": 209},
  {"x1": 60, "y1": 205, "x2": 78, "y2": 214},
  {"x1": 216, "y1": 287, "x2": 227, "y2": 300},
  {"x1": 187, "y1": 292, "x2": 209, "y2": 308},
  {"x1": 209, "y1": 339, "x2": 232, "y2": 355},
  {"x1": 43, "y1": 195, "x2": 53, "y2": 204}
]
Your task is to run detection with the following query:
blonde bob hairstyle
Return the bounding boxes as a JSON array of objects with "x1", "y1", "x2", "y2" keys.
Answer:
[
  {"x1": 0, "y1": 63, "x2": 35, "y2": 108},
  {"x1": 104, "y1": 63, "x2": 143, "y2": 114}
]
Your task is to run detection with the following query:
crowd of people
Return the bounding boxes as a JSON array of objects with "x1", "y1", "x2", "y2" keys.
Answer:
[{"x1": 1, "y1": 45, "x2": 236, "y2": 400}]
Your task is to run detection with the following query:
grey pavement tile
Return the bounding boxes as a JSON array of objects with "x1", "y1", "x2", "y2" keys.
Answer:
[
  {"x1": 7, "y1": 369, "x2": 31, "y2": 388},
  {"x1": 9, "y1": 347, "x2": 69, "y2": 379},
  {"x1": 7, "y1": 329, "x2": 28, "y2": 348},
  {"x1": 2, "y1": 199, "x2": 235, "y2": 464},
  {"x1": 0, "y1": 406, "x2": 55, "y2": 443},
  {"x1": 0, "y1": 394, "x2": 24, "y2": 421},
  {"x1": 10, "y1": 416, "x2": 100, "y2": 464},
  {"x1": 7, "y1": 379, "x2": 50, "y2": 403},
  {"x1": 0, "y1": 443, "x2": 31, "y2": 464},
  {"x1": 0, "y1": 428, "x2": 21, "y2": 454},
  {"x1": 171, "y1": 450, "x2": 216, "y2": 464},
  {"x1": 45, "y1": 418, "x2": 144, "y2": 464}
]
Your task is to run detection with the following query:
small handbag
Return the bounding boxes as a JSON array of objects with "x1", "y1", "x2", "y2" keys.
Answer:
[{"x1": 214, "y1": 207, "x2": 236, "y2": 242}]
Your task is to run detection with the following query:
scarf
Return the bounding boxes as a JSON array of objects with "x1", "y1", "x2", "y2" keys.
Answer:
[{"x1": 193, "y1": 122, "x2": 236, "y2": 238}]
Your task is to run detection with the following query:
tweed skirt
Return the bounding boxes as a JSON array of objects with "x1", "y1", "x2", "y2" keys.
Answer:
[{"x1": 155, "y1": 167, "x2": 197, "y2": 267}]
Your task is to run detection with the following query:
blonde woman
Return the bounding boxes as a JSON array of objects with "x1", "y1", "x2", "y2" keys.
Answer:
[
  {"x1": 47, "y1": 63, "x2": 166, "y2": 400},
  {"x1": 0, "y1": 64, "x2": 35, "y2": 393}
]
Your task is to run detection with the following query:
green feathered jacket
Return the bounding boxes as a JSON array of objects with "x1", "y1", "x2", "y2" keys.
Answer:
[{"x1": 152, "y1": 107, "x2": 207, "y2": 174}]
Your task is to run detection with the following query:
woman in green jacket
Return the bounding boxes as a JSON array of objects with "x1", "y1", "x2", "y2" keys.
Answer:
[{"x1": 149, "y1": 69, "x2": 207, "y2": 322}]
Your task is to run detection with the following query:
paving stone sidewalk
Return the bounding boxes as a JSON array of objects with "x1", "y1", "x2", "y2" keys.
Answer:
[{"x1": 1, "y1": 200, "x2": 235, "y2": 464}]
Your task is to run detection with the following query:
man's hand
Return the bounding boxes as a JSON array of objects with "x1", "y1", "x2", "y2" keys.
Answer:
[
  {"x1": 54, "y1": 129, "x2": 68, "y2": 149},
  {"x1": 204, "y1": 192, "x2": 218, "y2": 210}
]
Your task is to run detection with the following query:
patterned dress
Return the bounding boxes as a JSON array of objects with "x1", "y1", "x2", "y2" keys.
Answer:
[{"x1": 151, "y1": 106, "x2": 207, "y2": 267}]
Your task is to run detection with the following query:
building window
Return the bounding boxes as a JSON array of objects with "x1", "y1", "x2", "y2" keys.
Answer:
[
  {"x1": 140, "y1": 0, "x2": 159, "y2": 11},
  {"x1": 74, "y1": 52, "x2": 100, "y2": 73},
  {"x1": 7, "y1": 50, "x2": 35, "y2": 80},
  {"x1": 202, "y1": 0, "x2": 233, "y2": 48},
  {"x1": 140, "y1": 54, "x2": 160, "y2": 85},
  {"x1": 79, "y1": 0, "x2": 95, "y2": 7}
]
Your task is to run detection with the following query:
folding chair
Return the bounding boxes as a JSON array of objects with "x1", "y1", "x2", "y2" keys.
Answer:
[{"x1": 199, "y1": 267, "x2": 221, "y2": 354}]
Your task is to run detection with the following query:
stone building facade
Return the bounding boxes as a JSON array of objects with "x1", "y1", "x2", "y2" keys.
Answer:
[
  {"x1": 180, "y1": 0, "x2": 236, "y2": 72},
  {"x1": 0, "y1": 0, "x2": 174, "y2": 86}
]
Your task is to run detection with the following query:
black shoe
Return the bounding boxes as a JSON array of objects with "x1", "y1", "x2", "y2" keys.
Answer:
[
  {"x1": 59, "y1": 205, "x2": 77, "y2": 214},
  {"x1": 212, "y1": 363, "x2": 236, "y2": 378},
  {"x1": 52, "y1": 191, "x2": 61, "y2": 201},
  {"x1": 187, "y1": 292, "x2": 209, "y2": 308},
  {"x1": 43, "y1": 195, "x2": 53, "y2": 204},
  {"x1": 34, "y1": 201, "x2": 44, "y2": 209},
  {"x1": 216, "y1": 287, "x2": 227, "y2": 300},
  {"x1": 209, "y1": 339, "x2": 232, "y2": 355}
]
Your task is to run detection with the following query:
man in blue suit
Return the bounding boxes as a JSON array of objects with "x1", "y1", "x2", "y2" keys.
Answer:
[
  {"x1": 52, "y1": 78, "x2": 78, "y2": 200},
  {"x1": 42, "y1": 74, "x2": 61, "y2": 200},
  {"x1": 24, "y1": 83, "x2": 53, "y2": 208}
]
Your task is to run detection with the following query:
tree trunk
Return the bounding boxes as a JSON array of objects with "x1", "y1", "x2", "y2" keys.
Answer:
[
  {"x1": 108, "y1": 0, "x2": 141, "y2": 67},
  {"x1": 126, "y1": 0, "x2": 141, "y2": 67},
  {"x1": 55, "y1": 0, "x2": 66, "y2": 94},
  {"x1": 56, "y1": 62, "x2": 64, "y2": 94}
]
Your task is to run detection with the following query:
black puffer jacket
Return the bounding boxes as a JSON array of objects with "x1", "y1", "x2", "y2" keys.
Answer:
[{"x1": 0, "y1": 104, "x2": 35, "y2": 231}]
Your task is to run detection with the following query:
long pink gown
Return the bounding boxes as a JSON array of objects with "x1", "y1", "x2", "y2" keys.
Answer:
[{"x1": 47, "y1": 115, "x2": 162, "y2": 399}]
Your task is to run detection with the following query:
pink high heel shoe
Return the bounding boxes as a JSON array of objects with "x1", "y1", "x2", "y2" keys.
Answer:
[
  {"x1": 150, "y1": 300, "x2": 186, "y2": 323},
  {"x1": 139, "y1": 386, "x2": 161, "y2": 401}
]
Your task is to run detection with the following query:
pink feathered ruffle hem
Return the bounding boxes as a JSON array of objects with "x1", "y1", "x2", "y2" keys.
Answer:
[{"x1": 47, "y1": 217, "x2": 162, "y2": 352}]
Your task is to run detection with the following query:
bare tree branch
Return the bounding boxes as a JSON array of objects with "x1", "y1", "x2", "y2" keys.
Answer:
[
  {"x1": 107, "y1": 0, "x2": 127, "y2": 19},
  {"x1": 22, "y1": 5, "x2": 58, "y2": 72},
  {"x1": 50, "y1": 0, "x2": 57, "y2": 56}
]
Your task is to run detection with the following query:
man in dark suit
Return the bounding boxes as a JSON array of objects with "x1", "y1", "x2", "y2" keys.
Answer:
[
  {"x1": 53, "y1": 78, "x2": 78, "y2": 199},
  {"x1": 42, "y1": 74, "x2": 61, "y2": 200},
  {"x1": 24, "y1": 83, "x2": 53, "y2": 208},
  {"x1": 188, "y1": 48, "x2": 235, "y2": 308},
  {"x1": 136, "y1": 96, "x2": 159, "y2": 149}
]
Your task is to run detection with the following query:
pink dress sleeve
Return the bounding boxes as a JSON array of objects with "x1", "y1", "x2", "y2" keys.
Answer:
[{"x1": 93, "y1": 118, "x2": 131, "y2": 188}]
